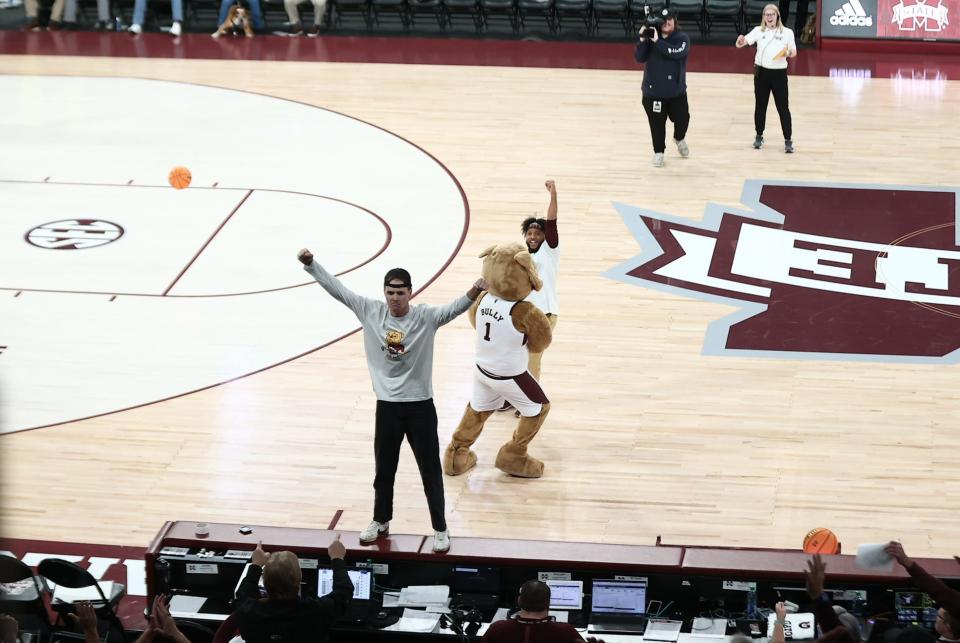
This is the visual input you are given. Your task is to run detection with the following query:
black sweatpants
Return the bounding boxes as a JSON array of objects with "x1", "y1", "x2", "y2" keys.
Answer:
[
  {"x1": 373, "y1": 399, "x2": 446, "y2": 532},
  {"x1": 754, "y1": 66, "x2": 792, "y2": 140},
  {"x1": 642, "y1": 93, "x2": 690, "y2": 154}
]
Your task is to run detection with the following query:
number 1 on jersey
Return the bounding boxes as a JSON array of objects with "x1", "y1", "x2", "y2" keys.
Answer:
[{"x1": 483, "y1": 322, "x2": 491, "y2": 341}]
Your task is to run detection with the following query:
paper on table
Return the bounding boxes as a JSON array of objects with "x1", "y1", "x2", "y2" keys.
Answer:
[
  {"x1": 382, "y1": 592, "x2": 401, "y2": 608},
  {"x1": 398, "y1": 585, "x2": 450, "y2": 606},
  {"x1": 169, "y1": 595, "x2": 207, "y2": 614},
  {"x1": 856, "y1": 543, "x2": 895, "y2": 571},
  {"x1": 549, "y1": 611, "x2": 569, "y2": 623},
  {"x1": 393, "y1": 608, "x2": 442, "y2": 633},
  {"x1": 691, "y1": 617, "x2": 728, "y2": 637}
]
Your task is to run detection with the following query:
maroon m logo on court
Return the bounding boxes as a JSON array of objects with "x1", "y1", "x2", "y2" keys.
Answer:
[{"x1": 607, "y1": 180, "x2": 960, "y2": 362}]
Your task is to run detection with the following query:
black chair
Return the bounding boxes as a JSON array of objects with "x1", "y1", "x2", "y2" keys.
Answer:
[
  {"x1": 371, "y1": 0, "x2": 410, "y2": 29},
  {"x1": 592, "y1": 0, "x2": 628, "y2": 35},
  {"x1": 516, "y1": 0, "x2": 555, "y2": 33},
  {"x1": 553, "y1": 0, "x2": 591, "y2": 33},
  {"x1": 0, "y1": 554, "x2": 51, "y2": 638},
  {"x1": 37, "y1": 559, "x2": 126, "y2": 643},
  {"x1": 172, "y1": 620, "x2": 215, "y2": 643},
  {"x1": 741, "y1": 0, "x2": 765, "y2": 27},
  {"x1": 667, "y1": 0, "x2": 705, "y2": 35},
  {"x1": 407, "y1": 0, "x2": 448, "y2": 28},
  {"x1": 479, "y1": 0, "x2": 517, "y2": 32},
  {"x1": 331, "y1": 0, "x2": 373, "y2": 28},
  {"x1": 442, "y1": 0, "x2": 483, "y2": 31},
  {"x1": 704, "y1": 0, "x2": 741, "y2": 34}
]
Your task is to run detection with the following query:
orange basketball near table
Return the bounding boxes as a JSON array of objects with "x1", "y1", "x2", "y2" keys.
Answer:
[
  {"x1": 803, "y1": 528, "x2": 839, "y2": 554},
  {"x1": 168, "y1": 166, "x2": 192, "y2": 190}
]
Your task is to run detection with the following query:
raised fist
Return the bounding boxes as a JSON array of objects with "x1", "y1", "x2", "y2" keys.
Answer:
[{"x1": 298, "y1": 248, "x2": 314, "y2": 266}]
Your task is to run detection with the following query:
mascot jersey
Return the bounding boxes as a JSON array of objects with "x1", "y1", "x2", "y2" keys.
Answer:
[{"x1": 475, "y1": 295, "x2": 528, "y2": 376}]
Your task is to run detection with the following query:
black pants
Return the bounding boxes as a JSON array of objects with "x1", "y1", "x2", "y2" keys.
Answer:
[
  {"x1": 754, "y1": 66, "x2": 792, "y2": 140},
  {"x1": 642, "y1": 93, "x2": 690, "y2": 154},
  {"x1": 373, "y1": 399, "x2": 446, "y2": 532},
  {"x1": 779, "y1": 0, "x2": 810, "y2": 32}
]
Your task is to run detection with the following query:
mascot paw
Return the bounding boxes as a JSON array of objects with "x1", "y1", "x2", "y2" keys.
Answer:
[
  {"x1": 495, "y1": 445, "x2": 544, "y2": 478},
  {"x1": 443, "y1": 444, "x2": 478, "y2": 476}
]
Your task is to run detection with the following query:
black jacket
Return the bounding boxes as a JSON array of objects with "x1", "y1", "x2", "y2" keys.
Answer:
[
  {"x1": 634, "y1": 31, "x2": 691, "y2": 98},
  {"x1": 235, "y1": 559, "x2": 353, "y2": 643}
]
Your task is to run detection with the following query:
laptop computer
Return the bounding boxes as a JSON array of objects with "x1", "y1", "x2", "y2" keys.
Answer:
[
  {"x1": 545, "y1": 580, "x2": 583, "y2": 611},
  {"x1": 588, "y1": 579, "x2": 648, "y2": 634},
  {"x1": 318, "y1": 568, "x2": 372, "y2": 623}
]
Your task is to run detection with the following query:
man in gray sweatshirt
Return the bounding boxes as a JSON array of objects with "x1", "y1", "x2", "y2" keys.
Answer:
[{"x1": 298, "y1": 248, "x2": 486, "y2": 553}]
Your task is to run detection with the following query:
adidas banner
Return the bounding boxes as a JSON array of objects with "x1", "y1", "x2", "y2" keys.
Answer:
[
  {"x1": 820, "y1": 0, "x2": 879, "y2": 36},
  {"x1": 821, "y1": 0, "x2": 959, "y2": 39}
]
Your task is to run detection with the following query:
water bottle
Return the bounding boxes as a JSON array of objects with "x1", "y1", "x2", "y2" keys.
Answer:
[
  {"x1": 747, "y1": 590, "x2": 758, "y2": 618},
  {"x1": 114, "y1": 15, "x2": 122, "y2": 31}
]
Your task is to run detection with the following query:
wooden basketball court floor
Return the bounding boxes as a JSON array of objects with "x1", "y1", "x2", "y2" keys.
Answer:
[{"x1": 1, "y1": 43, "x2": 959, "y2": 558}]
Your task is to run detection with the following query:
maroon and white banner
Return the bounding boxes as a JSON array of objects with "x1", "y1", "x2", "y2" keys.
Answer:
[{"x1": 877, "y1": 0, "x2": 959, "y2": 39}]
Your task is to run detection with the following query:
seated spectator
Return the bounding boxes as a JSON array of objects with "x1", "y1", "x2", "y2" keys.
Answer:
[
  {"x1": 234, "y1": 536, "x2": 351, "y2": 643},
  {"x1": 59, "y1": 0, "x2": 112, "y2": 31},
  {"x1": 481, "y1": 580, "x2": 604, "y2": 643},
  {"x1": 802, "y1": 554, "x2": 857, "y2": 643},
  {"x1": 55, "y1": 596, "x2": 189, "y2": 643},
  {"x1": 127, "y1": 0, "x2": 183, "y2": 35},
  {"x1": 887, "y1": 542, "x2": 960, "y2": 623},
  {"x1": 282, "y1": 0, "x2": 328, "y2": 35},
  {"x1": 68, "y1": 602, "x2": 102, "y2": 643},
  {"x1": 0, "y1": 614, "x2": 19, "y2": 643}
]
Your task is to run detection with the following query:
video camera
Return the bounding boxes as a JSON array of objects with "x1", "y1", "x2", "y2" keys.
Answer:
[{"x1": 638, "y1": 5, "x2": 668, "y2": 38}]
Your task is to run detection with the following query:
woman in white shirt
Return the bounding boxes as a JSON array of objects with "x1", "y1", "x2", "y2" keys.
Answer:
[{"x1": 736, "y1": 4, "x2": 798, "y2": 153}]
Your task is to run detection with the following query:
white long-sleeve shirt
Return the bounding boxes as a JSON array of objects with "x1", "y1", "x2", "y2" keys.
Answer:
[
  {"x1": 304, "y1": 262, "x2": 471, "y2": 402},
  {"x1": 745, "y1": 25, "x2": 796, "y2": 69}
]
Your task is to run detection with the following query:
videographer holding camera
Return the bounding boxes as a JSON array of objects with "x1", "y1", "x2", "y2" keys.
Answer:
[{"x1": 634, "y1": 8, "x2": 691, "y2": 168}]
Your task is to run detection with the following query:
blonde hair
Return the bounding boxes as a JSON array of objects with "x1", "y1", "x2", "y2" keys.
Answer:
[
  {"x1": 759, "y1": 3, "x2": 783, "y2": 30},
  {"x1": 262, "y1": 551, "x2": 302, "y2": 600}
]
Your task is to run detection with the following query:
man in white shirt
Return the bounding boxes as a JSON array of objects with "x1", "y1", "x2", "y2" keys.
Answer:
[{"x1": 523, "y1": 180, "x2": 560, "y2": 381}]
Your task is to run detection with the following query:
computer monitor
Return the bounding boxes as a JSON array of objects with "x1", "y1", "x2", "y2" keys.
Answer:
[
  {"x1": 317, "y1": 568, "x2": 372, "y2": 601},
  {"x1": 452, "y1": 565, "x2": 500, "y2": 595},
  {"x1": 894, "y1": 591, "x2": 937, "y2": 627},
  {"x1": 545, "y1": 579, "x2": 583, "y2": 611},
  {"x1": 591, "y1": 580, "x2": 647, "y2": 615}
]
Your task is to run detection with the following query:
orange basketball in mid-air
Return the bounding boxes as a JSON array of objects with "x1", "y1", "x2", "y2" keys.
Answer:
[
  {"x1": 168, "y1": 166, "x2": 192, "y2": 190},
  {"x1": 803, "y1": 528, "x2": 840, "y2": 554}
]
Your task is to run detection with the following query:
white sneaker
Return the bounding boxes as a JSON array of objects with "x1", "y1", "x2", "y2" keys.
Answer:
[
  {"x1": 675, "y1": 138, "x2": 689, "y2": 158},
  {"x1": 433, "y1": 530, "x2": 450, "y2": 553},
  {"x1": 169, "y1": 21, "x2": 181, "y2": 35},
  {"x1": 652, "y1": 153, "x2": 665, "y2": 168},
  {"x1": 359, "y1": 520, "x2": 389, "y2": 544},
  {"x1": 127, "y1": 22, "x2": 142, "y2": 33}
]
